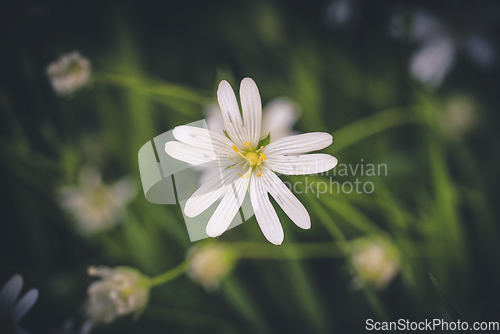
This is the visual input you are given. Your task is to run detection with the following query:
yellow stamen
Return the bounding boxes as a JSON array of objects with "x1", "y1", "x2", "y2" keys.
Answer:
[
  {"x1": 257, "y1": 156, "x2": 262, "y2": 165},
  {"x1": 257, "y1": 172, "x2": 262, "y2": 177},
  {"x1": 237, "y1": 173, "x2": 244, "y2": 178},
  {"x1": 261, "y1": 152, "x2": 267, "y2": 161},
  {"x1": 228, "y1": 156, "x2": 234, "y2": 161},
  {"x1": 230, "y1": 166, "x2": 235, "y2": 169},
  {"x1": 245, "y1": 141, "x2": 251, "y2": 147},
  {"x1": 260, "y1": 146, "x2": 264, "y2": 150},
  {"x1": 232, "y1": 145, "x2": 239, "y2": 153}
]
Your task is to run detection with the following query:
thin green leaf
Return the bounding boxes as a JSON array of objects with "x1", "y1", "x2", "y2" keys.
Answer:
[
  {"x1": 257, "y1": 132, "x2": 271, "y2": 148},
  {"x1": 430, "y1": 273, "x2": 465, "y2": 326}
]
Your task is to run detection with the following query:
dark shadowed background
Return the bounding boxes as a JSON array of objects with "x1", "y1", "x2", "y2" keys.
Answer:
[{"x1": 1, "y1": 0, "x2": 500, "y2": 333}]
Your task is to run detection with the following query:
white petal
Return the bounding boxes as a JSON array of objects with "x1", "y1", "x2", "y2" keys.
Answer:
[
  {"x1": 185, "y1": 165, "x2": 242, "y2": 218},
  {"x1": 266, "y1": 154, "x2": 338, "y2": 175},
  {"x1": 0, "y1": 275, "x2": 23, "y2": 311},
  {"x1": 13, "y1": 289, "x2": 38, "y2": 323},
  {"x1": 239, "y1": 77, "x2": 262, "y2": 147},
  {"x1": 217, "y1": 80, "x2": 247, "y2": 148},
  {"x1": 206, "y1": 171, "x2": 250, "y2": 238},
  {"x1": 250, "y1": 170, "x2": 284, "y2": 245},
  {"x1": 410, "y1": 37, "x2": 456, "y2": 88},
  {"x1": 173, "y1": 126, "x2": 234, "y2": 155},
  {"x1": 262, "y1": 98, "x2": 299, "y2": 141},
  {"x1": 261, "y1": 168, "x2": 310, "y2": 229},
  {"x1": 264, "y1": 133, "x2": 333, "y2": 156},
  {"x1": 165, "y1": 141, "x2": 236, "y2": 167}
]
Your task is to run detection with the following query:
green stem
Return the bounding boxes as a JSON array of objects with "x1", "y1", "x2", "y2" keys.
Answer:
[
  {"x1": 329, "y1": 107, "x2": 421, "y2": 153},
  {"x1": 94, "y1": 72, "x2": 206, "y2": 104},
  {"x1": 150, "y1": 261, "x2": 188, "y2": 287}
]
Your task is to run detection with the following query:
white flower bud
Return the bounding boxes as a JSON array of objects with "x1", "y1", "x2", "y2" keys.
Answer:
[
  {"x1": 350, "y1": 237, "x2": 400, "y2": 290},
  {"x1": 86, "y1": 266, "x2": 151, "y2": 323},
  {"x1": 187, "y1": 244, "x2": 236, "y2": 292},
  {"x1": 439, "y1": 94, "x2": 478, "y2": 140}
]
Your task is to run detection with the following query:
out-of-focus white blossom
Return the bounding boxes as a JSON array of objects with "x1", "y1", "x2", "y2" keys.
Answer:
[
  {"x1": 390, "y1": 8, "x2": 495, "y2": 88},
  {"x1": 0, "y1": 275, "x2": 39, "y2": 334},
  {"x1": 439, "y1": 94, "x2": 479, "y2": 140},
  {"x1": 261, "y1": 99, "x2": 300, "y2": 141},
  {"x1": 59, "y1": 166, "x2": 137, "y2": 236},
  {"x1": 187, "y1": 244, "x2": 237, "y2": 292},
  {"x1": 197, "y1": 98, "x2": 299, "y2": 186},
  {"x1": 410, "y1": 37, "x2": 456, "y2": 89},
  {"x1": 86, "y1": 266, "x2": 151, "y2": 324},
  {"x1": 350, "y1": 237, "x2": 400, "y2": 290},
  {"x1": 47, "y1": 51, "x2": 91, "y2": 96},
  {"x1": 323, "y1": 0, "x2": 358, "y2": 31}
]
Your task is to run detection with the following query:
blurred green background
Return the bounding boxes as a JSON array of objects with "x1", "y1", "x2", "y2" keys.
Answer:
[{"x1": 1, "y1": 0, "x2": 500, "y2": 333}]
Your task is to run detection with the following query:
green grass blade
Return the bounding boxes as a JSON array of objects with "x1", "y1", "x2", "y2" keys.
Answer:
[{"x1": 429, "y1": 273, "x2": 466, "y2": 327}]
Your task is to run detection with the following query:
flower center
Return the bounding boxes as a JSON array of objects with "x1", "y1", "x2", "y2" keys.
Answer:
[
  {"x1": 245, "y1": 152, "x2": 259, "y2": 166},
  {"x1": 231, "y1": 145, "x2": 267, "y2": 175},
  {"x1": 120, "y1": 286, "x2": 137, "y2": 298}
]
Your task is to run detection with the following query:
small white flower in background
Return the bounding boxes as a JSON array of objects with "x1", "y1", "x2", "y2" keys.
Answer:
[
  {"x1": 350, "y1": 237, "x2": 400, "y2": 290},
  {"x1": 390, "y1": 9, "x2": 495, "y2": 88},
  {"x1": 198, "y1": 98, "x2": 299, "y2": 185},
  {"x1": 187, "y1": 243, "x2": 237, "y2": 292},
  {"x1": 86, "y1": 266, "x2": 151, "y2": 324},
  {"x1": 439, "y1": 94, "x2": 479, "y2": 140},
  {"x1": 47, "y1": 51, "x2": 91, "y2": 96},
  {"x1": 165, "y1": 78, "x2": 337, "y2": 245},
  {"x1": 395, "y1": 9, "x2": 456, "y2": 89},
  {"x1": 409, "y1": 36, "x2": 456, "y2": 89},
  {"x1": 59, "y1": 166, "x2": 137, "y2": 236},
  {"x1": 0, "y1": 275, "x2": 39, "y2": 334},
  {"x1": 323, "y1": 0, "x2": 358, "y2": 31}
]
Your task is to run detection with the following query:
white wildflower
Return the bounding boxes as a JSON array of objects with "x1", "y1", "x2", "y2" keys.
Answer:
[
  {"x1": 350, "y1": 237, "x2": 400, "y2": 290},
  {"x1": 0, "y1": 275, "x2": 39, "y2": 334},
  {"x1": 165, "y1": 78, "x2": 337, "y2": 245},
  {"x1": 187, "y1": 244, "x2": 237, "y2": 292},
  {"x1": 47, "y1": 51, "x2": 91, "y2": 96},
  {"x1": 59, "y1": 166, "x2": 137, "y2": 235},
  {"x1": 86, "y1": 266, "x2": 151, "y2": 324}
]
